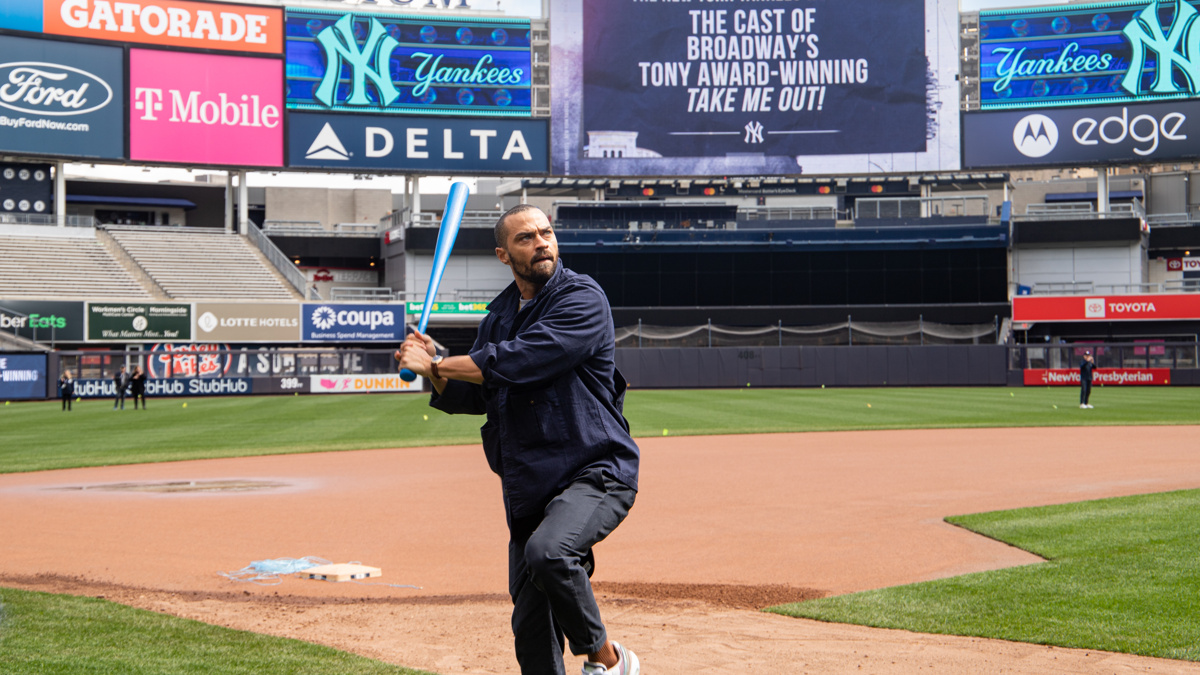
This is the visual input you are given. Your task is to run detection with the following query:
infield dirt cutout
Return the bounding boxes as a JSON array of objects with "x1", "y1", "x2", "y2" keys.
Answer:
[{"x1": 4, "y1": 426, "x2": 1200, "y2": 674}]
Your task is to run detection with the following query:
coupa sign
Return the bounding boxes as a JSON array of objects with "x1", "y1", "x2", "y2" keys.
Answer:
[
  {"x1": 301, "y1": 303, "x2": 405, "y2": 341},
  {"x1": 980, "y1": 0, "x2": 1200, "y2": 110},
  {"x1": 285, "y1": 8, "x2": 531, "y2": 117},
  {"x1": 0, "y1": 36, "x2": 124, "y2": 159}
]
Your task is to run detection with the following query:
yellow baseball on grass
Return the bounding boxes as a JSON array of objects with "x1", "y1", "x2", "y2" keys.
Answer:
[
  {"x1": 1053, "y1": 405, "x2": 1058, "y2": 409},
  {"x1": 662, "y1": 429, "x2": 668, "y2": 436},
  {"x1": 182, "y1": 403, "x2": 188, "y2": 408},
  {"x1": 423, "y1": 414, "x2": 429, "y2": 421},
  {"x1": 867, "y1": 403, "x2": 872, "y2": 408}
]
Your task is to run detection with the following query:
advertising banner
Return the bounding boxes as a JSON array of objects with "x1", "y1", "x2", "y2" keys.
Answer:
[
  {"x1": 1166, "y1": 257, "x2": 1200, "y2": 272},
  {"x1": 405, "y1": 301, "x2": 487, "y2": 315},
  {"x1": 73, "y1": 377, "x2": 253, "y2": 397},
  {"x1": 0, "y1": 300, "x2": 84, "y2": 341},
  {"x1": 0, "y1": 353, "x2": 47, "y2": 400},
  {"x1": 129, "y1": 49, "x2": 283, "y2": 168},
  {"x1": 1012, "y1": 294, "x2": 1200, "y2": 322},
  {"x1": 309, "y1": 373, "x2": 423, "y2": 394},
  {"x1": 1023, "y1": 368, "x2": 1171, "y2": 386},
  {"x1": 301, "y1": 303, "x2": 405, "y2": 341},
  {"x1": 549, "y1": 0, "x2": 960, "y2": 176},
  {"x1": 285, "y1": 7, "x2": 530, "y2": 117},
  {"x1": 0, "y1": 35, "x2": 124, "y2": 159},
  {"x1": 963, "y1": 99, "x2": 1200, "y2": 168},
  {"x1": 36, "y1": 0, "x2": 283, "y2": 54},
  {"x1": 288, "y1": 112, "x2": 546, "y2": 174},
  {"x1": 977, "y1": 0, "x2": 1200, "y2": 111},
  {"x1": 194, "y1": 302, "x2": 300, "y2": 342},
  {"x1": 87, "y1": 302, "x2": 191, "y2": 341},
  {"x1": 252, "y1": 375, "x2": 309, "y2": 395}
]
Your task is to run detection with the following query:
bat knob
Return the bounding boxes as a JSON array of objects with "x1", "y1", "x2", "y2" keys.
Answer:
[{"x1": 399, "y1": 368, "x2": 417, "y2": 382}]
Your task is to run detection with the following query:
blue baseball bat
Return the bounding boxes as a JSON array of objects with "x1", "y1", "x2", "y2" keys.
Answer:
[{"x1": 401, "y1": 181, "x2": 470, "y2": 382}]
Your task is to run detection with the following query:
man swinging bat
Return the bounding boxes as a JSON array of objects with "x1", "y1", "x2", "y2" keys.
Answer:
[{"x1": 396, "y1": 204, "x2": 642, "y2": 675}]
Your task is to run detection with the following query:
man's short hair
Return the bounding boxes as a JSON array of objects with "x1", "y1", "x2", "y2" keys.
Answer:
[{"x1": 495, "y1": 204, "x2": 543, "y2": 248}]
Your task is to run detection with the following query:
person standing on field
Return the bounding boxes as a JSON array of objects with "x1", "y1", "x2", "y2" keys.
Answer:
[
  {"x1": 1080, "y1": 350, "x2": 1096, "y2": 409},
  {"x1": 112, "y1": 365, "x2": 129, "y2": 411},
  {"x1": 396, "y1": 205, "x2": 641, "y2": 675},
  {"x1": 130, "y1": 366, "x2": 147, "y2": 409},
  {"x1": 59, "y1": 371, "x2": 74, "y2": 411}
]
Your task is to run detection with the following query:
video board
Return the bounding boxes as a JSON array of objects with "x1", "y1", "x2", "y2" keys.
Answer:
[
  {"x1": 549, "y1": 0, "x2": 961, "y2": 176},
  {"x1": 978, "y1": 0, "x2": 1200, "y2": 111},
  {"x1": 0, "y1": 35, "x2": 125, "y2": 159},
  {"x1": 285, "y1": 7, "x2": 532, "y2": 118},
  {"x1": 129, "y1": 49, "x2": 283, "y2": 167}
]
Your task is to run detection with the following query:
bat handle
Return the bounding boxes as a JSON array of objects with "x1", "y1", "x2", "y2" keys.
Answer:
[{"x1": 400, "y1": 368, "x2": 417, "y2": 382}]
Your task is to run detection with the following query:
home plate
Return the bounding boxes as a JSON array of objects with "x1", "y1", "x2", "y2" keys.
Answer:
[{"x1": 303, "y1": 563, "x2": 381, "y2": 582}]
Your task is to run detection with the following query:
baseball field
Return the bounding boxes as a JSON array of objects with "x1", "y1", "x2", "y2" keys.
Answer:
[{"x1": 2, "y1": 387, "x2": 1199, "y2": 674}]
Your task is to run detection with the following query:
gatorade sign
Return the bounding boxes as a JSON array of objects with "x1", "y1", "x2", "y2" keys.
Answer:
[{"x1": 43, "y1": 0, "x2": 283, "y2": 54}]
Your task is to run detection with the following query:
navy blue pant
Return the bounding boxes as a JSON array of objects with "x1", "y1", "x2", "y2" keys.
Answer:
[
  {"x1": 1081, "y1": 380, "x2": 1092, "y2": 405},
  {"x1": 507, "y1": 468, "x2": 635, "y2": 675}
]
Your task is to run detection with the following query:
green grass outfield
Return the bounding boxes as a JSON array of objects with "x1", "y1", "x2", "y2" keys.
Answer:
[
  {"x1": 1, "y1": 386, "x2": 1198, "y2": 474},
  {"x1": 3, "y1": 386, "x2": 1199, "y2": 671},
  {"x1": 770, "y1": 488, "x2": 1200, "y2": 662}
]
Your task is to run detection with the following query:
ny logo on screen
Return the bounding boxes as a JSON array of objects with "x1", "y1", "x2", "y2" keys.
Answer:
[
  {"x1": 314, "y1": 15, "x2": 401, "y2": 108},
  {"x1": 743, "y1": 121, "x2": 764, "y2": 144},
  {"x1": 1122, "y1": 0, "x2": 1200, "y2": 96}
]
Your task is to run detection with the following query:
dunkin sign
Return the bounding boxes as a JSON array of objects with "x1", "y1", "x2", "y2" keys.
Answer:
[{"x1": 129, "y1": 49, "x2": 282, "y2": 167}]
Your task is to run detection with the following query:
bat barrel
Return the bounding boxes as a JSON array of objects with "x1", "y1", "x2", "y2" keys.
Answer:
[{"x1": 401, "y1": 181, "x2": 471, "y2": 382}]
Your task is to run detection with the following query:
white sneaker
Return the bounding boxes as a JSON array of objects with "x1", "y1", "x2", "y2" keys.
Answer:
[
  {"x1": 581, "y1": 642, "x2": 640, "y2": 675},
  {"x1": 1080, "y1": 404, "x2": 1088, "y2": 409},
  {"x1": 1086, "y1": 404, "x2": 1094, "y2": 409}
]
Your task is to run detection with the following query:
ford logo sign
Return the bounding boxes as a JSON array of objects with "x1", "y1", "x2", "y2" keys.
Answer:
[{"x1": 0, "y1": 61, "x2": 113, "y2": 116}]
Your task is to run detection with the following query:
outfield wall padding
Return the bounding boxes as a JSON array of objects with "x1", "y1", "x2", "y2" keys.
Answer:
[{"x1": 615, "y1": 346, "x2": 1009, "y2": 389}]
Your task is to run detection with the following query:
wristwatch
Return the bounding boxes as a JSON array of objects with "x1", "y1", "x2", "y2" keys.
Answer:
[{"x1": 430, "y1": 354, "x2": 444, "y2": 379}]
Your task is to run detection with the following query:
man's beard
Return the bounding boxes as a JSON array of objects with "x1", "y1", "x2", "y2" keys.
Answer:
[{"x1": 514, "y1": 256, "x2": 556, "y2": 287}]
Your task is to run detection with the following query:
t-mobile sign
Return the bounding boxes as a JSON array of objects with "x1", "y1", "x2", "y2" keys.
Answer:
[{"x1": 129, "y1": 49, "x2": 282, "y2": 167}]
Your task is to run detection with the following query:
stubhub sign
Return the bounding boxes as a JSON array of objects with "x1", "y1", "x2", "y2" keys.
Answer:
[
  {"x1": 288, "y1": 112, "x2": 547, "y2": 174},
  {"x1": 301, "y1": 303, "x2": 405, "y2": 342}
]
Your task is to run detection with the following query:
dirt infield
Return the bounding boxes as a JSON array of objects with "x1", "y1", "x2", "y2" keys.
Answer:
[{"x1": 3, "y1": 426, "x2": 1200, "y2": 674}]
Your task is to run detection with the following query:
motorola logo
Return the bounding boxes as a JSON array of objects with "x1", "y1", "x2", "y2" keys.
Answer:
[{"x1": 1013, "y1": 114, "x2": 1058, "y2": 158}]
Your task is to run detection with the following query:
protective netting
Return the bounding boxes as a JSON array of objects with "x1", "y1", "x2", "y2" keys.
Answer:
[{"x1": 615, "y1": 319, "x2": 1002, "y2": 348}]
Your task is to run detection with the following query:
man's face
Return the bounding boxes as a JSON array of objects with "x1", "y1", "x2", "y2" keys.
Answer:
[{"x1": 496, "y1": 209, "x2": 558, "y2": 287}]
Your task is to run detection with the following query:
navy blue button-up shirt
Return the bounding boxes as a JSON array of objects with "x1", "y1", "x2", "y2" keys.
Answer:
[{"x1": 429, "y1": 262, "x2": 640, "y2": 519}]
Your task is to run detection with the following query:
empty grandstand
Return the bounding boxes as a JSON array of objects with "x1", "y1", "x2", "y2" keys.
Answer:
[
  {"x1": 103, "y1": 226, "x2": 301, "y2": 301},
  {"x1": 0, "y1": 227, "x2": 153, "y2": 300}
]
